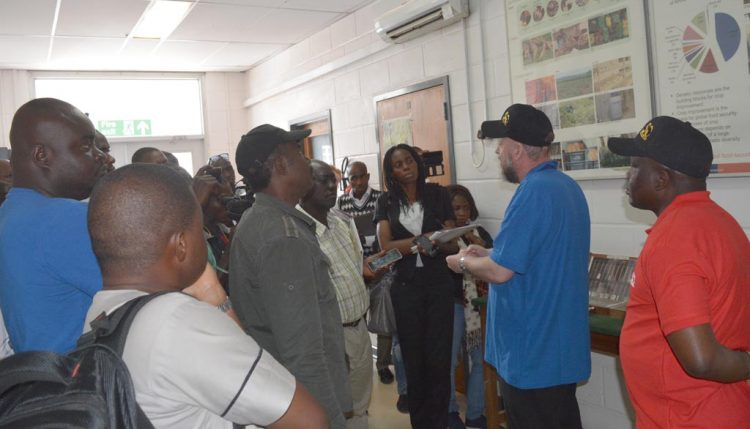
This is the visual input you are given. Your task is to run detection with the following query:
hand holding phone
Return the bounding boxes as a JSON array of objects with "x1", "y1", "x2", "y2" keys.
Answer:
[
  {"x1": 367, "y1": 248, "x2": 402, "y2": 272},
  {"x1": 413, "y1": 235, "x2": 438, "y2": 257}
]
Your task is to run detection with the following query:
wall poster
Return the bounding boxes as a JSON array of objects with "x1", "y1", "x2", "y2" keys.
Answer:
[
  {"x1": 651, "y1": 0, "x2": 750, "y2": 175},
  {"x1": 382, "y1": 116, "x2": 414, "y2": 148},
  {"x1": 505, "y1": 0, "x2": 653, "y2": 179}
]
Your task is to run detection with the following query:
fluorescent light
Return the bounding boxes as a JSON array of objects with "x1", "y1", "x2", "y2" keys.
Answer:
[{"x1": 132, "y1": 1, "x2": 193, "y2": 39}]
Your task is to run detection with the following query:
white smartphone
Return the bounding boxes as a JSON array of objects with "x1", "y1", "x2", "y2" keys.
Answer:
[{"x1": 367, "y1": 248, "x2": 403, "y2": 271}]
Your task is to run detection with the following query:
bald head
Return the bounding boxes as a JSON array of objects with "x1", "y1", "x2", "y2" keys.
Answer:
[
  {"x1": 162, "y1": 151, "x2": 180, "y2": 168},
  {"x1": 88, "y1": 164, "x2": 205, "y2": 288},
  {"x1": 9, "y1": 98, "x2": 104, "y2": 200},
  {"x1": 0, "y1": 160, "x2": 11, "y2": 184},
  {"x1": 132, "y1": 147, "x2": 168, "y2": 165}
]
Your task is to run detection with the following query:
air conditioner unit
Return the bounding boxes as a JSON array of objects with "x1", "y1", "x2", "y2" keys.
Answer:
[{"x1": 374, "y1": 0, "x2": 469, "y2": 44}]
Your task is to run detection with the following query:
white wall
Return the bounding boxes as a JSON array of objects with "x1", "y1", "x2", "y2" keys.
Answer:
[
  {"x1": 240, "y1": 0, "x2": 750, "y2": 427},
  {"x1": 203, "y1": 72, "x2": 248, "y2": 163},
  {"x1": 0, "y1": 70, "x2": 33, "y2": 149}
]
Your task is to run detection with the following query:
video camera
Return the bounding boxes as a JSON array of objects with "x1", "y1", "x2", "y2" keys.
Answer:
[
  {"x1": 223, "y1": 186, "x2": 254, "y2": 222},
  {"x1": 420, "y1": 150, "x2": 445, "y2": 177},
  {"x1": 203, "y1": 166, "x2": 254, "y2": 222}
]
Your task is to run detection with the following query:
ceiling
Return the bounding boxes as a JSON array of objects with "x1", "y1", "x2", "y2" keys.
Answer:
[{"x1": 0, "y1": 0, "x2": 373, "y2": 72}]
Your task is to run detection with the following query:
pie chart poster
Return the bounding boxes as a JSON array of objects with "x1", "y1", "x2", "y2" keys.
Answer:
[{"x1": 652, "y1": 0, "x2": 750, "y2": 174}]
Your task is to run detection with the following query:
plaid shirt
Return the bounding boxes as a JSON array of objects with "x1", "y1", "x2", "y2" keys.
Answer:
[{"x1": 298, "y1": 207, "x2": 369, "y2": 324}]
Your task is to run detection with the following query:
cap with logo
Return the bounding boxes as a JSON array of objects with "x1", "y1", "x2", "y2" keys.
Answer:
[
  {"x1": 235, "y1": 124, "x2": 311, "y2": 177},
  {"x1": 607, "y1": 116, "x2": 713, "y2": 178},
  {"x1": 478, "y1": 104, "x2": 555, "y2": 147}
]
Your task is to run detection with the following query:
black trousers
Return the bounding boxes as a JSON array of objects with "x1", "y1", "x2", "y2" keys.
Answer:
[
  {"x1": 376, "y1": 334, "x2": 392, "y2": 370},
  {"x1": 391, "y1": 273, "x2": 453, "y2": 429},
  {"x1": 499, "y1": 376, "x2": 583, "y2": 429}
]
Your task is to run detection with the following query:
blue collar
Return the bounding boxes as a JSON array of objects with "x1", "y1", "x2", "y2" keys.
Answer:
[{"x1": 530, "y1": 160, "x2": 557, "y2": 173}]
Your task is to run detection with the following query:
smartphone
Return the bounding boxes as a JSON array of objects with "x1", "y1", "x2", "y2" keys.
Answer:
[
  {"x1": 413, "y1": 235, "x2": 438, "y2": 257},
  {"x1": 207, "y1": 166, "x2": 224, "y2": 183},
  {"x1": 367, "y1": 248, "x2": 403, "y2": 272}
]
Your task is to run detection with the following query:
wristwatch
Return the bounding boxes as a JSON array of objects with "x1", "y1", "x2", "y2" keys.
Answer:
[
  {"x1": 217, "y1": 296, "x2": 232, "y2": 313},
  {"x1": 459, "y1": 256, "x2": 467, "y2": 273}
]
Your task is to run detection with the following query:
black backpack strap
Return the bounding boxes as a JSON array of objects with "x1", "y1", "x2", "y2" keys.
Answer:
[
  {"x1": 77, "y1": 291, "x2": 171, "y2": 356},
  {"x1": 0, "y1": 351, "x2": 72, "y2": 397}
]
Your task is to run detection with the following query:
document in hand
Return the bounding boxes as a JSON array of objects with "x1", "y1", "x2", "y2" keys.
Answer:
[{"x1": 428, "y1": 225, "x2": 477, "y2": 243}]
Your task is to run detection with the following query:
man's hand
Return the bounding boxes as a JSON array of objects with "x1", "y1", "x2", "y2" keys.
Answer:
[
  {"x1": 183, "y1": 263, "x2": 226, "y2": 306},
  {"x1": 192, "y1": 168, "x2": 222, "y2": 209},
  {"x1": 184, "y1": 263, "x2": 242, "y2": 326},
  {"x1": 446, "y1": 251, "x2": 464, "y2": 273},
  {"x1": 465, "y1": 244, "x2": 490, "y2": 257},
  {"x1": 447, "y1": 246, "x2": 514, "y2": 283},
  {"x1": 363, "y1": 250, "x2": 391, "y2": 282}
]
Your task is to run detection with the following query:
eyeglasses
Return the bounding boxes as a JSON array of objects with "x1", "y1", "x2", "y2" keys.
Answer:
[{"x1": 208, "y1": 153, "x2": 229, "y2": 164}]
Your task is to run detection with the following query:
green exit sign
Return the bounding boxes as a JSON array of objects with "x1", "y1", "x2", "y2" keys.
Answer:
[{"x1": 97, "y1": 120, "x2": 152, "y2": 137}]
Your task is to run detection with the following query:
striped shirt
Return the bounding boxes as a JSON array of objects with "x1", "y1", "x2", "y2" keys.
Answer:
[
  {"x1": 337, "y1": 188, "x2": 382, "y2": 256},
  {"x1": 298, "y1": 206, "x2": 369, "y2": 324}
]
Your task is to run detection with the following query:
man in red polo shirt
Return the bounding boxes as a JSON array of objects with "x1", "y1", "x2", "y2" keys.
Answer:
[{"x1": 608, "y1": 116, "x2": 750, "y2": 428}]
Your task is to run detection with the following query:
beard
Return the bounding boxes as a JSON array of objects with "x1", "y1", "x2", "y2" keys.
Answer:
[{"x1": 501, "y1": 157, "x2": 520, "y2": 184}]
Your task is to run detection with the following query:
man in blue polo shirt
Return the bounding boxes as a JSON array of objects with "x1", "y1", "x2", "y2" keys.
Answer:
[
  {"x1": 447, "y1": 104, "x2": 591, "y2": 429},
  {"x1": 0, "y1": 98, "x2": 106, "y2": 353}
]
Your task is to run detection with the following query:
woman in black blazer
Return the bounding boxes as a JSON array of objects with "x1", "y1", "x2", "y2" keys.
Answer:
[{"x1": 374, "y1": 144, "x2": 457, "y2": 429}]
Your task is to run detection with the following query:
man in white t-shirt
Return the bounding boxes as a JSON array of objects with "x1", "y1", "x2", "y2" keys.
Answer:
[{"x1": 84, "y1": 163, "x2": 328, "y2": 429}]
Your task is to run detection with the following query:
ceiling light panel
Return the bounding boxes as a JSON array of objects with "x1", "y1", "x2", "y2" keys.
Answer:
[{"x1": 132, "y1": 0, "x2": 194, "y2": 39}]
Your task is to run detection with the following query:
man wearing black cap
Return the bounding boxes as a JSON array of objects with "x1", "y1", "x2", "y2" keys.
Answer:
[
  {"x1": 229, "y1": 124, "x2": 352, "y2": 429},
  {"x1": 608, "y1": 116, "x2": 750, "y2": 428},
  {"x1": 447, "y1": 104, "x2": 591, "y2": 429}
]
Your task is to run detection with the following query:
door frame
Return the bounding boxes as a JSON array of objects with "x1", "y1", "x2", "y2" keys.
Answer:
[
  {"x1": 289, "y1": 109, "x2": 334, "y2": 163},
  {"x1": 373, "y1": 76, "x2": 455, "y2": 189}
]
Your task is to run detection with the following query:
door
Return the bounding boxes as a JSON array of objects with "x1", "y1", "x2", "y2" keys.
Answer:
[{"x1": 375, "y1": 77, "x2": 455, "y2": 188}]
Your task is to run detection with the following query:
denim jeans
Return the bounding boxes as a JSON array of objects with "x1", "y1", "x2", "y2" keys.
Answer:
[
  {"x1": 392, "y1": 334, "x2": 408, "y2": 395},
  {"x1": 450, "y1": 303, "x2": 485, "y2": 419}
]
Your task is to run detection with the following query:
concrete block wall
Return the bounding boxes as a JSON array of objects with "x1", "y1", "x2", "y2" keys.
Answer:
[
  {"x1": 203, "y1": 72, "x2": 248, "y2": 164},
  {"x1": 0, "y1": 70, "x2": 32, "y2": 149}
]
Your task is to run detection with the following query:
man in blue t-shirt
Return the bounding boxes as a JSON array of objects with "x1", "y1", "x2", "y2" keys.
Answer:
[
  {"x1": 447, "y1": 104, "x2": 591, "y2": 429},
  {"x1": 0, "y1": 98, "x2": 107, "y2": 353}
]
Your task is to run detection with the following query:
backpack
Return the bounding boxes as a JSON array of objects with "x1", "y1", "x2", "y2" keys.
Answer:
[{"x1": 0, "y1": 293, "x2": 165, "y2": 428}]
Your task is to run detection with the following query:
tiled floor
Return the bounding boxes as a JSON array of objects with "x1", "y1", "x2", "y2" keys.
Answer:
[
  {"x1": 367, "y1": 361, "x2": 471, "y2": 429},
  {"x1": 366, "y1": 332, "x2": 469, "y2": 429},
  {"x1": 367, "y1": 361, "x2": 412, "y2": 429}
]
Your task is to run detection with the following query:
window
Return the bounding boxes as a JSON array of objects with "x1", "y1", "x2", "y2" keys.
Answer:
[
  {"x1": 172, "y1": 151, "x2": 195, "y2": 175},
  {"x1": 34, "y1": 78, "x2": 203, "y2": 138}
]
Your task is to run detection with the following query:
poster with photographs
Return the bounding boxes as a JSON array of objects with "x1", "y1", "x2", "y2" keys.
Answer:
[
  {"x1": 650, "y1": 0, "x2": 750, "y2": 175},
  {"x1": 505, "y1": 0, "x2": 652, "y2": 179}
]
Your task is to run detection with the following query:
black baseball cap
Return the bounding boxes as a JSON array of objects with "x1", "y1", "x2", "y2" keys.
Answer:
[
  {"x1": 478, "y1": 104, "x2": 554, "y2": 147},
  {"x1": 235, "y1": 124, "x2": 311, "y2": 176},
  {"x1": 607, "y1": 116, "x2": 713, "y2": 178}
]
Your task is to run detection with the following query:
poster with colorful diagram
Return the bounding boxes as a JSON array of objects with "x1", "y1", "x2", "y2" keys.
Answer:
[
  {"x1": 651, "y1": 0, "x2": 750, "y2": 175},
  {"x1": 505, "y1": 0, "x2": 652, "y2": 179}
]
